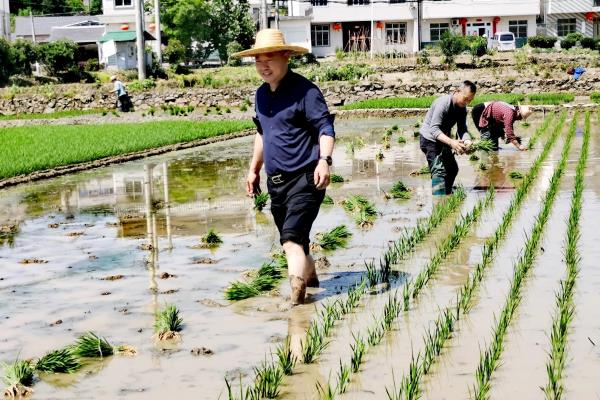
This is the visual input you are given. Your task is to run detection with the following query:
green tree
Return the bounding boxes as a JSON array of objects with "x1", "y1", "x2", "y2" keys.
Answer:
[
  {"x1": 66, "y1": 0, "x2": 86, "y2": 13},
  {"x1": 439, "y1": 32, "x2": 466, "y2": 66},
  {"x1": 42, "y1": 0, "x2": 67, "y2": 14},
  {"x1": 39, "y1": 40, "x2": 78, "y2": 76},
  {"x1": 163, "y1": 38, "x2": 187, "y2": 64},
  {"x1": 89, "y1": 0, "x2": 103, "y2": 14},
  {"x1": 0, "y1": 38, "x2": 15, "y2": 86},
  {"x1": 10, "y1": 39, "x2": 39, "y2": 76}
]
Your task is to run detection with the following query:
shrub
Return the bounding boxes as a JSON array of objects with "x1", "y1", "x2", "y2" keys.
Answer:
[
  {"x1": 528, "y1": 35, "x2": 557, "y2": 49},
  {"x1": 10, "y1": 39, "x2": 39, "y2": 76},
  {"x1": 164, "y1": 38, "x2": 187, "y2": 64},
  {"x1": 39, "y1": 40, "x2": 78, "y2": 76},
  {"x1": 560, "y1": 38, "x2": 576, "y2": 50},
  {"x1": 83, "y1": 58, "x2": 100, "y2": 72},
  {"x1": 580, "y1": 37, "x2": 597, "y2": 50},
  {"x1": 226, "y1": 40, "x2": 243, "y2": 66},
  {"x1": 565, "y1": 32, "x2": 584, "y2": 43},
  {"x1": 0, "y1": 38, "x2": 14, "y2": 86},
  {"x1": 305, "y1": 64, "x2": 373, "y2": 82},
  {"x1": 417, "y1": 49, "x2": 431, "y2": 66},
  {"x1": 466, "y1": 35, "x2": 488, "y2": 60},
  {"x1": 128, "y1": 78, "x2": 156, "y2": 91},
  {"x1": 439, "y1": 32, "x2": 466, "y2": 65}
]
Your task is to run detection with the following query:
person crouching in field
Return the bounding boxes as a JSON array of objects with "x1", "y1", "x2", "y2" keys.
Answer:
[
  {"x1": 110, "y1": 75, "x2": 132, "y2": 112},
  {"x1": 233, "y1": 29, "x2": 336, "y2": 305},
  {"x1": 420, "y1": 81, "x2": 476, "y2": 196},
  {"x1": 471, "y1": 101, "x2": 532, "y2": 151}
]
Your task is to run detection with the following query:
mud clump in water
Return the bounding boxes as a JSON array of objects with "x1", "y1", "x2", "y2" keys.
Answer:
[
  {"x1": 156, "y1": 331, "x2": 181, "y2": 341},
  {"x1": 101, "y1": 291, "x2": 111, "y2": 296},
  {"x1": 160, "y1": 289, "x2": 179, "y2": 295},
  {"x1": 191, "y1": 347, "x2": 213, "y2": 356},
  {"x1": 315, "y1": 256, "x2": 331, "y2": 270},
  {"x1": 19, "y1": 258, "x2": 48, "y2": 264},
  {"x1": 160, "y1": 272, "x2": 176, "y2": 279},
  {"x1": 66, "y1": 231, "x2": 84, "y2": 237},
  {"x1": 138, "y1": 243, "x2": 154, "y2": 251},
  {"x1": 192, "y1": 257, "x2": 218, "y2": 264},
  {"x1": 0, "y1": 224, "x2": 17, "y2": 234},
  {"x1": 47, "y1": 223, "x2": 59, "y2": 229},
  {"x1": 101, "y1": 275, "x2": 124, "y2": 281},
  {"x1": 49, "y1": 319, "x2": 63, "y2": 326},
  {"x1": 4, "y1": 383, "x2": 34, "y2": 398}
]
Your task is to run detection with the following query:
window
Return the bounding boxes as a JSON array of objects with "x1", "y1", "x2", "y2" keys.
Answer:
[
  {"x1": 508, "y1": 20, "x2": 528, "y2": 38},
  {"x1": 311, "y1": 24, "x2": 330, "y2": 47},
  {"x1": 347, "y1": 0, "x2": 369, "y2": 5},
  {"x1": 430, "y1": 23, "x2": 449, "y2": 42},
  {"x1": 311, "y1": 0, "x2": 328, "y2": 5},
  {"x1": 385, "y1": 22, "x2": 407, "y2": 44},
  {"x1": 557, "y1": 18, "x2": 576, "y2": 37},
  {"x1": 389, "y1": 0, "x2": 406, "y2": 3},
  {"x1": 115, "y1": 0, "x2": 132, "y2": 7}
]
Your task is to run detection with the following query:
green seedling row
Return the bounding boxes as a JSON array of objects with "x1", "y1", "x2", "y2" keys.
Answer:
[
  {"x1": 543, "y1": 112, "x2": 590, "y2": 400},
  {"x1": 471, "y1": 114, "x2": 577, "y2": 400},
  {"x1": 528, "y1": 112, "x2": 556, "y2": 150}
]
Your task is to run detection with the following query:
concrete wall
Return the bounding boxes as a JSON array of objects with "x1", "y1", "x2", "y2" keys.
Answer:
[{"x1": 545, "y1": 13, "x2": 594, "y2": 37}]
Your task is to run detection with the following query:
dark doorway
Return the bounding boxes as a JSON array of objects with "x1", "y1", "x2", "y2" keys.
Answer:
[{"x1": 342, "y1": 21, "x2": 371, "y2": 52}]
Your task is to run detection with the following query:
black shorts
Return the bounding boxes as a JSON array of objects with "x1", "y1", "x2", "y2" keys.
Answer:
[{"x1": 267, "y1": 170, "x2": 325, "y2": 255}]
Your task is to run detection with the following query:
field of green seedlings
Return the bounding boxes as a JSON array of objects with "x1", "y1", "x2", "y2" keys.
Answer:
[
  {"x1": 0, "y1": 119, "x2": 253, "y2": 179},
  {"x1": 341, "y1": 92, "x2": 576, "y2": 110},
  {"x1": 0, "y1": 110, "x2": 598, "y2": 400}
]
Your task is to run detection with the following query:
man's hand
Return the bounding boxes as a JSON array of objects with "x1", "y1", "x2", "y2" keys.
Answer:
[
  {"x1": 246, "y1": 171, "x2": 260, "y2": 197},
  {"x1": 450, "y1": 139, "x2": 467, "y2": 155},
  {"x1": 314, "y1": 160, "x2": 330, "y2": 190},
  {"x1": 512, "y1": 140, "x2": 528, "y2": 151}
]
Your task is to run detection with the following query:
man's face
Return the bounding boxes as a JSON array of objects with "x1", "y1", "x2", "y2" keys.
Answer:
[
  {"x1": 453, "y1": 88, "x2": 475, "y2": 108},
  {"x1": 255, "y1": 52, "x2": 290, "y2": 86}
]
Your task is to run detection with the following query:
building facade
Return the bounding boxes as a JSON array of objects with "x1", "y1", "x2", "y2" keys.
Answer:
[
  {"x1": 279, "y1": 0, "x2": 540, "y2": 57},
  {"x1": 0, "y1": 0, "x2": 9, "y2": 40},
  {"x1": 542, "y1": 0, "x2": 600, "y2": 38}
]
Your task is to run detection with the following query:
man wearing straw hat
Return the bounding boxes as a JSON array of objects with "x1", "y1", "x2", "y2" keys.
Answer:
[
  {"x1": 233, "y1": 29, "x2": 336, "y2": 305},
  {"x1": 471, "y1": 101, "x2": 532, "y2": 151}
]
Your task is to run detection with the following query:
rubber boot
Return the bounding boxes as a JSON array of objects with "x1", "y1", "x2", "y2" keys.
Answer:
[
  {"x1": 432, "y1": 176, "x2": 446, "y2": 196},
  {"x1": 289, "y1": 275, "x2": 307, "y2": 305}
]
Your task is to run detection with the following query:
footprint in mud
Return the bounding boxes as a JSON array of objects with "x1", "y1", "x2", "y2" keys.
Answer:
[
  {"x1": 19, "y1": 258, "x2": 48, "y2": 264},
  {"x1": 106, "y1": 222, "x2": 119, "y2": 227},
  {"x1": 66, "y1": 231, "x2": 84, "y2": 237},
  {"x1": 159, "y1": 289, "x2": 179, "y2": 295},
  {"x1": 197, "y1": 298, "x2": 226, "y2": 308},
  {"x1": 192, "y1": 257, "x2": 219, "y2": 264},
  {"x1": 49, "y1": 319, "x2": 63, "y2": 326},
  {"x1": 190, "y1": 347, "x2": 214, "y2": 356},
  {"x1": 101, "y1": 292, "x2": 112, "y2": 296},
  {"x1": 48, "y1": 223, "x2": 60, "y2": 229},
  {"x1": 101, "y1": 274, "x2": 125, "y2": 281},
  {"x1": 315, "y1": 256, "x2": 330, "y2": 270},
  {"x1": 159, "y1": 272, "x2": 176, "y2": 279}
]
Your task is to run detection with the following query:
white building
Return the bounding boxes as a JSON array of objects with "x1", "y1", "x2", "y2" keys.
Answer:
[
  {"x1": 542, "y1": 0, "x2": 600, "y2": 38},
  {"x1": 280, "y1": 0, "x2": 540, "y2": 57},
  {"x1": 0, "y1": 0, "x2": 10, "y2": 40}
]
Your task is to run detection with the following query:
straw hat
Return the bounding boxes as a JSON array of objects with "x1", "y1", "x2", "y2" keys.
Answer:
[
  {"x1": 232, "y1": 29, "x2": 308, "y2": 58},
  {"x1": 110, "y1": 75, "x2": 117, "y2": 82},
  {"x1": 518, "y1": 104, "x2": 532, "y2": 120}
]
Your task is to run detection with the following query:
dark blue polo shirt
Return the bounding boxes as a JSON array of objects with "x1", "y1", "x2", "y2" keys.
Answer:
[{"x1": 254, "y1": 70, "x2": 335, "y2": 176}]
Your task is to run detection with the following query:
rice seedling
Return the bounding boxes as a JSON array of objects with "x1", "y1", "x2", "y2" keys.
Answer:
[
  {"x1": 316, "y1": 379, "x2": 336, "y2": 400},
  {"x1": 275, "y1": 337, "x2": 296, "y2": 375},
  {"x1": 345, "y1": 142, "x2": 355, "y2": 154},
  {"x1": 322, "y1": 195, "x2": 334, "y2": 205},
  {"x1": 397, "y1": 136, "x2": 407, "y2": 144},
  {"x1": 375, "y1": 149, "x2": 385, "y2": 161},
  {"x1": 34, "y1": 348, "x2": 81, "y2": 374},
  {"x1": 70, "y1": 332, "x2": 114, "y2": 358},
  {"x1": 472, "y1": 114, "x2": 576, "y2": 400},
  {"x1": 225, "y1": 374, "x2": 257, "y2": 400},
  {"x1": 225, "y1": 261, "x2": 285, "y2": 301},
  {"x1": 350, "y1": 334, "x2": 366, "y2": 373},
  {"x1": 316, "y1": 225, "x2": 352, "y2": 251},
  {"x1": 478, "y1": 162, "x2": 488, "y2": 171},
  {"x1": 365, "y1": 260, "x2": 378, "y2": 287},
  {"x1": 391, "y1": 125, "x2": 399, "y2": 131},
  {"x1": 390, "y1": 181, "x2": 411, "y2": 199},
  {"x1": 528, "y1": 112, "x2": 556, "y2": 149},
  {"x1": 469, "y1": 154, "x2": 480, "y2": 161},
  {"x1": 543, "y1": 112, "x2": 589, "y2": 400},
  {"x1": 509, "y1": 171, "x2": 524, "y2": 179},
  {"x1": 330, "y1": 174, "x2": 345, "y2": 183},
  {"x1": 521, "y1": 121, "x2": 530, "y2": 127},
  {"x1": 342, "y1": 195, "x2": 378, "y2": 228},
  {"x1": 527, "y1": 92, "x2": 574, "y2": 105},
  {"x1": 385, "y1": 354, "x2": 422, "y2": 400},
  {"x1": 253, "y1": 192, "x2": 269, "y2": 211},
  {"x1": 336, "y1": 361, "x2": 351, "y2": 394},
  {"x1": 201, "y1": 228, "x2": 223, "y2": 247},
  {"x1": 466, "y1": 139, "x2": 495, "y2": 154},
  {"x1": 253, "y1": 360, "x2": 283, "y2": 399},
  {"x1": 0, "y1": 120, "x2": 254, "y2": 180},
  {"x1": 367, "y1": 321, "x2": 386, "y2": 346},
  {"x1": 2, "y1": 359, "x2": 34, "y2": 387},
  {"x1": 154, "y1": 304, "x2": 183, "y2": 340},
  {"x1": 301, "y1": 322, "x2": 329, "y2": 364}
]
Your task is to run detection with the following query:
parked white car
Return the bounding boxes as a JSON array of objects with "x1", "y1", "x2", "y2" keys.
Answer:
[{"x1": 490, "y1": 32, "x2": 516, "y2": 51}]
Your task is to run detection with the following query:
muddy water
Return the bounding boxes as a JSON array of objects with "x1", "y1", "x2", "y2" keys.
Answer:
[{"x1": 0, "y1": 115, "x2": 566, "y2": 400}]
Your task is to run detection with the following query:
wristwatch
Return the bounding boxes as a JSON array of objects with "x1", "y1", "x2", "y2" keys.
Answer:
[{"x1": 319, "y1": 156, "x2": 333, "y2": 166}]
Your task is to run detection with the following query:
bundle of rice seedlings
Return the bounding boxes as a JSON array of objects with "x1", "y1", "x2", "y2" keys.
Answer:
[
  {"x1": 2, "y1": 359, "x2": 34, "y2": 398},
  {"x1": 465, "y1": 139, "x2": 495, "y2": 154},
  {"x1": 391, "y1": 125, "x2": 399, "y2": 131},
  {"x1": 330, "y1": 174, "x2": 344, "y2": 183},
  {"x1": 521, "y1": 121, "x2": 530, "y2": 127},
  {"x1": 154, "y1": 304, "x2": 183, "y2": 340},
  {"x1": 375, "y1": 149, "x2": 384, "y2": 161},
  {"x1": 316, "y1": 225, "x2": 352, "y2": 251},
  {"x1": 397, "y1": 136, "x2": 407, "y2": 144},
  {"x1": 469, "y1": 154, "x2": 480, "y2": 161},
  {"x1": 225, "y1": 262, "x2": 285, "y2": 301},
  {"x1": 509, "y1": 171, "x2": 524, "y2": 179},
  {"x1": 253, "y1": 192, "x2": 269, "y2": 211},
  {"x1": 479, "y1": 162, "x2": 488, "y2": 171},
  {"x1": 201, "y1": 228, "x2": 223, "y2": 247},
  {"x1": 35, "y1": 349, "x2": 80, "y2": 374},
  {"x1": 271, "y1": 251, "x2": 288, "y2": 270},
  {"x1": 390, "y1": 181, "x2": 411, "y2": 199},
  {"x1": 322, "y1": 195, "x2": 334, "y2": 205},
  {"x1": 342, "y1": 195, "x2": 378, "y2": 228},
  {"x1": 410, "y1": 165, "x2": 430, "y2": 176},
  {"x1": 70, "y1": 332, "x2": 114, "y2": 358}
]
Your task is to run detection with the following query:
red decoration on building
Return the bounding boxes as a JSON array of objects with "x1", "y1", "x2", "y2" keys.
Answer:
[
  {"x1": 332, "y1": 22, "x2": 342, "y2": 31},
  {"x1": 492, "y1": 16, "x2": 500, "y2": 35},
  {"x1": 459, "y1": 18, "x2": 467, "y2": 35},
  {"x1": 493, "y1": 16, "x2": 501, "y2": 23},
  {"x1": 120, "y1": 24, "x2": 129, "y2": 31},
  {"x1": 376, "y1": 21, "x2": 384, "y2": 29},
  {"x1": 585, "y1": 12, "x2": 595, "y2": 21}
]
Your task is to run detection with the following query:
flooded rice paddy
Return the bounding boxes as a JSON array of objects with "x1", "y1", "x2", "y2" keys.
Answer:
[{"x1": 1, "y1": 114, "x2": 599, "y2": 399}]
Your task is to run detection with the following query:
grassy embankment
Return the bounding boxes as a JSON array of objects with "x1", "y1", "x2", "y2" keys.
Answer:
[
  {"x1": 341, "y1": 93, "x2": 575, "y2": 110},
  {"x1": 0, "y1": 120, "x2": 253, "y2": 180}
]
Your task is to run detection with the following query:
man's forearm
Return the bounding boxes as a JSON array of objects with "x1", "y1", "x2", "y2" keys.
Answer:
[
  {"x1": 436, "y1": 132, "x2": 454, "y2": 146},
  {"x1": 249, "y1": 133, "x2": 264, "y2": 173},
  {"x1": 319, "y1": 135, "x2": 335, "y2": 158}
]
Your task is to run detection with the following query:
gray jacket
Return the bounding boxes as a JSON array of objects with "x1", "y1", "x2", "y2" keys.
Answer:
[{"x1": 420, "y1": 94, "x2": 469, "y2": 142}]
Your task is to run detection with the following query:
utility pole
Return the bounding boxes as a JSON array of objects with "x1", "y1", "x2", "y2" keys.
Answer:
[
  {"x1": 369, "y1": 0, "x2": 374, "y2": 59},
  {"x1": 154, "y1": 0, "x2": 162, "y2": 64},
  {"x1": 136, "y1": 0, "x2": 146, "y2": 79},
  {"x1": 417, "y1": 0, "x2": 421, "y2": 51},
  {"x1": 30, "y1": 11, "x2": 41, "y2": 76},
  {"x1": 261, "y1": 0, "x2": 268, "y2": 29}
]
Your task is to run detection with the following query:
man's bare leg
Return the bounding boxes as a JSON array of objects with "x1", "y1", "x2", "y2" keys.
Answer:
[{"x1": 283, "y1": 241, "x2": 312, "y2": 304}]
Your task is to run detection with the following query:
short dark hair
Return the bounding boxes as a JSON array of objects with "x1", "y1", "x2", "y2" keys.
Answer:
[{"x1": 460, "y1": 80, "x2": 477, "y2": 94}]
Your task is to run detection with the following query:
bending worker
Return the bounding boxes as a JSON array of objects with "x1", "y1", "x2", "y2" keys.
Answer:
[
  {"x1": 420, "y1": 81, "x2": 476, "y2": 195},
  {"x1": 234, "y1": 29, "x2": 335, "y2": 306},
  {"x1": 471, "y1": 101, "x2": 532, "y2": 151}
]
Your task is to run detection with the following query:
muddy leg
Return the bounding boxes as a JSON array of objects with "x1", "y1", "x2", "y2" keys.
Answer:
[{"x1": 283, "y1": 241, "x2": 309, "y2": 304}]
